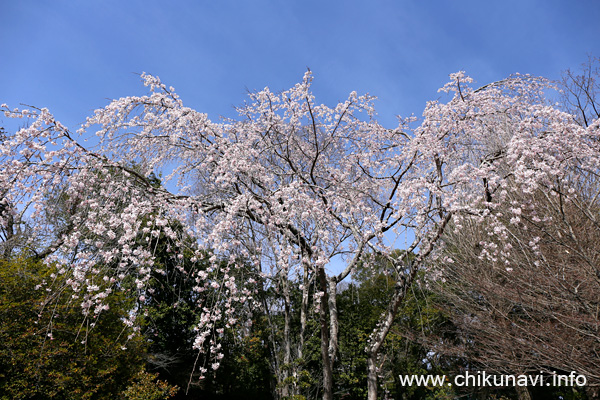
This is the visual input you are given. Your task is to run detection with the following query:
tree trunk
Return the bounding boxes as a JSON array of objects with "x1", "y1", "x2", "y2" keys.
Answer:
[
  {"x1": 282, "y1": 277, "x2": 292, "y2": 398},
  {"x1": 317, "y1": 266, "x2": 333, "y2": 400},
  {"x1": 515, "y1": 385, "x2": 532, "y2": 400},
  {"x1": 299, "y1": 260, "x2": 310, "y2": 361},
  {"x1": 262, "y1": 295, "x2": 283, "y2": 400},
  {"x1": 1, "y1": 207, "x2": 15, "y2": 259},
  {"x1": 328, "y1": 277, "x2": 339, "y2": 364},
  {"x1": 366, "y1": 267, "x2": 418, "y2": 400},
  {"x1": 367, "y1": 355, "x2": 379, "y2": 400},
  {"x1": 296, "y1": 261, "x2": 310, "y2": 399},
  {"x1": 365, "y1": 214, "x2": 452, "y2": 400}
]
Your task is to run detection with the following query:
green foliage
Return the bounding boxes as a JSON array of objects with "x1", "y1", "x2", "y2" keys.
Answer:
[
  {"x1": 122, "y1": 369, "x2": 178, "y2": 400},
  {"x1": 0, "y1": 258, "x2": 146, "y2": 399},
  {"x1": 203, "y1": 324, "x2": 273, "y2": 399},
  {"x1": 140, "y1": 227, "x2": 205, "y2": 392},
  {"x1": 334, "y1": 253, "x2": 461, "y2": 400},
  {"x1": 139, "y1": 220, "x2": 272, "y2": 399}
]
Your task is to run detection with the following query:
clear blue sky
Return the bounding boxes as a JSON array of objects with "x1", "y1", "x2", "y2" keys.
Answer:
[
  {"x1": 2, "y1": 0, "x2": 598, "y2": 275},
  {"x1": 2, "y1": 0, "x2": 599, "y2": 129}
]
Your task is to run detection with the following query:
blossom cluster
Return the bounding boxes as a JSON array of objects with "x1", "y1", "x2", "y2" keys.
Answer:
[{"x1": 2, "y1": 70, "x2": 597, "y2": 377}]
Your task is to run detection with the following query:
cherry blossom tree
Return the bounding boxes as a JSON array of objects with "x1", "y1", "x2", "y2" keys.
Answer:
[
  {"x1": 423, "y1": 61, "x2": 600, "y2": 399},
  {"x1": 1, "y1": 69, "x2": 598, "y2": 399},
  {"x1": 432, "y1": 184, "x2": 600, "y2": 399}
]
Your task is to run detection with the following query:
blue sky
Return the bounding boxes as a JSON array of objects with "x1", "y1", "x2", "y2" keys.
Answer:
[
  {"x1": 2, "y1": 0, "x2": 599, "y2": 130},
  {"x1": 2, "y1": 0, "x2": 598, "y2": 275}
]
